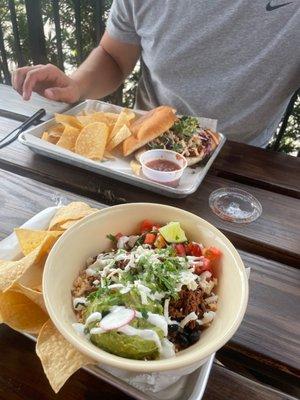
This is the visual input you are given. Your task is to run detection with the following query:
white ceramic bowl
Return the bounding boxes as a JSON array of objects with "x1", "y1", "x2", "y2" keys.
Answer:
[
  {"x1": 43, "y1": 203, "x2": 248, "y2": 372},
  {"x1": 140, "y1": 149, "x2": 187, "y2": 186}
]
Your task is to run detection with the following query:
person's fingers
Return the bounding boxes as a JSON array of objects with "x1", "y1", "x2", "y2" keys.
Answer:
[
  {"x1": 22, "y1": 64, "x2": 58, "y2": 100},
  {"x1": 12, "y1": 65, "x2": 43, "y2": 95},
  {"x1": 43, "y1": 86, "x2": 79, "y2": 103}
]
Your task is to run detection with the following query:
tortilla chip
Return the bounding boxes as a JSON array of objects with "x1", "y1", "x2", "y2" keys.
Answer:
[
  {"x1": 76, "y1": 114, "x2": 109, "y2": 126},
  {"x1": 48, "y1": 202, "x2": 96, "y2": 231},
  {"x1": 130, "y1": 160, "x2": 141, "y2": 176},
  {"x1": 103, "y1": 150, "x2": 116, "y2": 160},
  {"x1": 75, "y1": 122, "x2": 108, "y2": 160},
  {"x1": 18, "y1": 265, "x2": 44, "y2": 292},
  {"x1": 41, "y1": 132, "x2": 50, "y2": 141},
  {"x1": 14, "y1": 229, "x2": 62, "y2": 256},
  {"x1": 106, "y1": 125, "x2": 132, "y2": 151},
  {"x1": 36, "y1": 320, "x2": 94, "y2": 393},
  {"x1": 57, "y1": 126, "x2": 80, "y2": 151},
  {"x1": 58, "y1": 220, "x2": 78, "y2": 230},
  {"x1": 34, "y1": 284, "x2": 42, "y2": 292},
  {"x1": 109, "y1": 109, "x2": 135, "y2": 142},
  {"x1": 55, "y1": 113, "x2": 82, "y2": 129},
  {"x1": 48, "y1": 124, "x2": 64, "y2": 134},
  {"x1": 42, "y1": 124, "x2": 64, "y2": 144},
  {"x1": 0, "y1": 235, "x2": 58, "y2": 292},
  {"x1": 0, "y1": 289, "x2": 48, "y2": 333},
  {"x1": 10, "y1": 282, "x2": 46, "y2": 311},
  {"x1": 103, "y1": 113, "x2": 120, "y2": 128}
]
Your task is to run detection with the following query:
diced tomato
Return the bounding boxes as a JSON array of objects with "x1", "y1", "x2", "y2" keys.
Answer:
[
  {"x1": 115, "y1": 232, "x2": 123, "y2": 240},
  {"x1": 185, "y1": 243, "x2": 191, "y2": 255},
  {"x1": 175, "y1": 243, "x2": 186, "y2": 256},
  {"x1": 140, "y1": 220, "x2": 155, "y2": 233},
  {"x1": 144, "y1": 233, "x2": 156, "y2": 245},
  {"x1": 194, "y1": 258, "x2": 212, "y2": 275},
  {"x1": 202, "y1": 257, "x2": 212, "y2": 271},
  {"x1": 203, "y1": 247, "x2": 222, "y2": 261},
  {"x1": 186, "y1": 242, "x2": 202, "y2": 257}
]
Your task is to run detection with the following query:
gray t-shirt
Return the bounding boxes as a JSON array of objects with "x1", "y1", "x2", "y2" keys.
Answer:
[{"x1": 107, "y1": 0, "x2": 300, "y2": 146}]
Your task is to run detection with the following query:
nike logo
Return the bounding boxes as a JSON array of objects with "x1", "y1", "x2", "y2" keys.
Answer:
[{"x1": 266, "y1": 1, "x2": 293, "y2": 11}]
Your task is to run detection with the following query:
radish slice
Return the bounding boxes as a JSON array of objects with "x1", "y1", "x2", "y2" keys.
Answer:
[{"x1": 100, "y1": 307, "x2": 136, "y2": 331}]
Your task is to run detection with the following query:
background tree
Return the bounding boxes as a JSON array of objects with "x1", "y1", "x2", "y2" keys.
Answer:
[{"x1": 0, "y1": 0, "x2": 298, "y2": 155}]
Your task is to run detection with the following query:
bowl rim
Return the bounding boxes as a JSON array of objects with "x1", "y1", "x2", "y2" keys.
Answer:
[{"x1": 43, "y1": 203, "x2": 249, "y2": 372}]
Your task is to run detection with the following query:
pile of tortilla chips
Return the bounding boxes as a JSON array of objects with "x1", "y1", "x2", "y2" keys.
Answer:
[
  {"x1": 42, "y1": 108, "x2": 135, "y2": 162},
  {"x1": 0, "y1": 202, "x2": 99, "y2": 392}
]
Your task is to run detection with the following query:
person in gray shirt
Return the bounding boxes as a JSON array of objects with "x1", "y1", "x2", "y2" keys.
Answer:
[{"x1": 13, "y1": 0, "x2": 300, "y2": 146}]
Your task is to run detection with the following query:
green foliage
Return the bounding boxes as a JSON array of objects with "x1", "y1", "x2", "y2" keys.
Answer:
[
  {"x1": 268, "y1": 96, "x2": 300, "y2": 156},
  {"x1": 0, "y1": 0, "x2": 299, "y2": 155}
]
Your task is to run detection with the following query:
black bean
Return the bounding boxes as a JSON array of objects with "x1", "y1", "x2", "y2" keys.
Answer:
[
  {"x1": 188, "y1": 330, "x2": 201, "y2": 344},
  {"x1": 168, "y1": 324, "x2": 179, "y2": 333},
  {"x1": 178, "y1": 333, "x2": 189, "y2": 347}
]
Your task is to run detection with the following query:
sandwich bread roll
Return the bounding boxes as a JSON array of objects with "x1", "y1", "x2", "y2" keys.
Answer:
[{"x1": 123, "y1": 105, "x2": 177, "y2": 156}]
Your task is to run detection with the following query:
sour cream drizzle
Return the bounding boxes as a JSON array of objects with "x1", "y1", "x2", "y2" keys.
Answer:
[{"x1": 118, "y1": 325, "x2": 162, "y2": 351}]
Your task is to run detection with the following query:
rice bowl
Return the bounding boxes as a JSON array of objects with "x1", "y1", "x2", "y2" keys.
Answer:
[{"x1": 43, "y1": 203, "x2": 248, "y2": 372}]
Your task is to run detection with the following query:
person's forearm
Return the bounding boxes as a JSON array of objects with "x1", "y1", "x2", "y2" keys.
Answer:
[{"x1": 70, "y1": 45, "x2": 125, "y2": 100}]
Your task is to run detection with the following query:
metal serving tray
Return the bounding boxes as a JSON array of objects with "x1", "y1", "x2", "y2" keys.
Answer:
[
  {"x1": 19, "y1": 100, "x2": 226, "y2": 198},
  {"x1": 0, "y1": 206, "x2": 215, "y2": 399},
  {"x1": 23, "y1": 332, "x2": 214, "y2": 400}
]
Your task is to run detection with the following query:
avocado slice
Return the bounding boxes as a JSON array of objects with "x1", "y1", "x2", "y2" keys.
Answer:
[
  {"x1": 90, "y1": 319, "x2": 163, "y2": 360},
  {"x1": 159, "y1": 222, "x2": 187, "y2": 243}
]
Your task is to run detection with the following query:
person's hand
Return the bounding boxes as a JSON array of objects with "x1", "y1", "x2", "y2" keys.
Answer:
[{"x1": 12, "y1": 64, "x2": 81, "y2": 103}]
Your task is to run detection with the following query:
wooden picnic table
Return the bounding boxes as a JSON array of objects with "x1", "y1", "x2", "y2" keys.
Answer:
[{"x1": 0, "y1": 83, "x2": 299, "y2": 400}]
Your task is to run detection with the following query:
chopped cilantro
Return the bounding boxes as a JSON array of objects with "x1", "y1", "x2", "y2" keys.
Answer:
[
  {"x1": 135, "y1": 234, "x2": 145, "y2": 246},
  {"x1": 172, "y1": 116, "x2": 199, "y2": 140},
  {"x1": 86, "y1": 287, "x2": 108, "y2": 302},
  {"x1": 106, "y1": 234, "x2": 117, "y2": 243},
  {"x1": 141, "y1": 308, "x2": 149, "y2": 319}
]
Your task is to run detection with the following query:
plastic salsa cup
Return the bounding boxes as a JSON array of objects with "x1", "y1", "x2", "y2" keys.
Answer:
[{"x1": 140, "y1": 149, "x2": 187, "y2": 187}]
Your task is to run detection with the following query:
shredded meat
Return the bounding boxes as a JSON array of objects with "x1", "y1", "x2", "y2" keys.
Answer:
[
  {"x1": 148, "y1": 127, "x2": 216, "y2": 160},
  {"x1": 169, "y1": 287, "x2": 204, "y2": 329},
  {"x1": 116, "y1": 259, "x2": 130, "y2": 269},
  {"x1": 72, "y1": 271, "x2": 95, "y2": 297}
]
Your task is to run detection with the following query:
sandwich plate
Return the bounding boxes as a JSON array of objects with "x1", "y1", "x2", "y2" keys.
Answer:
[{"x1": 19, "y1": 100, "x2": 226, "y2": 198}]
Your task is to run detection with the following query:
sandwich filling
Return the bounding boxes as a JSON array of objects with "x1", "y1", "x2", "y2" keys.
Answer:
[{"x1": 147, "y1": 116, "x2": 218, "y2": 160}]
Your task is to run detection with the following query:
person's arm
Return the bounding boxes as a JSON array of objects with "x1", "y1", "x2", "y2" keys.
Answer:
[{"x1": 12, "y1": 32, "x2": 140, "y2": 103}]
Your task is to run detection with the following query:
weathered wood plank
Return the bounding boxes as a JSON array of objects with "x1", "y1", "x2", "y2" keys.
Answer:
[
  {"x1": 0, "y1": 84, "x2": 69, "y2": 119},
  {"x1": 0, "y1": 138, "x2": 298, "y2": 267},
  {"x1": 0, "y1": 169, "x2": 299, "y2": 380},
  {"x1": 212, "y1": 141, "x2": 300, "y2": 199},
  {"x1": 204, "y1": 364, "x2": 297, "y2": 400},
  {"x1": 0, "y1": 169, "x2": 102, "y2": 240},
  {"x1": 0, "y1": 326, "x2": 295, "y2": 400},
  {"x1": 0, "y1": 116, "x2": 20, "y2": 137},
  {"x1": 228, "y1": 250, "x2": 300, "y2": 376}
]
